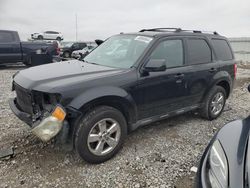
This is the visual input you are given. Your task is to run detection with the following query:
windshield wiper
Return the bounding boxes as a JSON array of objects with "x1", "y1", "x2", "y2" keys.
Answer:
[{"x1": 83, "y1": 60, "x2": 99, "y2": 66}]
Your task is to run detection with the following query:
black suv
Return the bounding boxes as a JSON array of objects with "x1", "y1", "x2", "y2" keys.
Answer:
[
  {"x1": 9, "y1": 28, "x2": 236, "y2": 163},
  {"x1": 60, "y1": 42, "x2": 88, "y2": 58}
]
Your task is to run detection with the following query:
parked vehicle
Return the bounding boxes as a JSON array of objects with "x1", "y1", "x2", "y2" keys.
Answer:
[
  {"x1": 9, "y1": 28, "x2": 236, "y2": 163},
  {"x1": 31, "y1": 31, "x2": 63, "y2": 41},
  {"x1": 71, "y1": 42, "x2": 97, "y2": 59},
  {"x1": 0, "y1": 30, "x2": 51, "y2": 66},
  {"x1": 60, "y1": 42, "x2": 90, "y2": 58},
  {"x1": 196, "y1": 84, "x2": 250, "y2": 188}
]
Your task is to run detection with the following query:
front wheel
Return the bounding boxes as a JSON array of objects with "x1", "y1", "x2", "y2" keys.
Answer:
[
  {"x1": 199, "y1": 86, "x2": 226, "y2": 120},
  {"x1": 74, "y1": 106, "x2": 127, "y2": 164}
]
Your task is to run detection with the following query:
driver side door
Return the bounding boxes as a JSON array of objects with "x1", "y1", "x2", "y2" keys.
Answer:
[{"x1": 136, "y1": 38, "x2": 189, "y2": 119}]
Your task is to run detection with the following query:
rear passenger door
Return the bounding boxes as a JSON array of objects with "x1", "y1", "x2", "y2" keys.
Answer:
[
  {"x1": 184, "y1": 37, "x2": 220, "y2": 106},
  {"x1": 0, "y1": 31, "x2": 22, "y2": 63}
]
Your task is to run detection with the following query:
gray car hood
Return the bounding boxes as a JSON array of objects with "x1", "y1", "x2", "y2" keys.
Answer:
[{"x1": 14, "y1": 60, "x2": 124, "y2": 92}]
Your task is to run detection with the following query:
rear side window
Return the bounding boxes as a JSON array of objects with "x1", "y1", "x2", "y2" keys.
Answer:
[
  {"x1": 212, "y1": 39, "x2": 233, "y2": 61},
  {"x1": 0, "y1": 31, "x2": 15, "y2": 43},
  {"x1": 187, "y1": 39, "x2": 212, "y2": 64},
  {"x1": 150, "y1": 39, "x2": 184, "y2": 68}
]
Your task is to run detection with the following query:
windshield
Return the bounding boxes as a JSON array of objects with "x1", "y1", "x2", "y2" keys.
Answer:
[
  {"x1": 84, "y1": 35, "x2": 153, "y2": 68},
  {"x1": 61, "y1": 42, "x2": 74, "y2": 48}
]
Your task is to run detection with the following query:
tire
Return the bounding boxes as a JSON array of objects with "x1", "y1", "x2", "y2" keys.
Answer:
[
  {"x1": 23, "y1": 57, "x2": 32, "y2": 67},
  {"x1": 74, "y1": 106, "x2": 127, "y2": 164},
  {"x1": 63, "y1": 51, "x2": 70, "y2": 58},
  {"x1": 38, "y1": 35, "x2": 43, "y2": 40},
  {"x1": 199, "y1": 86, "x2": 226, "y2": 120},
  {"x1": 56, "y1": 37, "x2": 61, "y2": 41}
]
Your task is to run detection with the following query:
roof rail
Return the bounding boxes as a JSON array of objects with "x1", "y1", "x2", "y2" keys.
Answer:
[
  {"x1": 139, "y1": 28, "x2": 219, "y2": 35},
  {"x1": 181, "y1": 30, "x2": 219, "y2": 35},
  {"x1": 139, "y1": 28, "x2": 182, "y2": 32}
]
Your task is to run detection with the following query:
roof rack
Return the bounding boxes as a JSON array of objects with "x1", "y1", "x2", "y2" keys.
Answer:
[
  {"x1": 181, "y1": 29, "x2": 219, "y2": 35},
  {"x1": 139, "y1": 28, "x2": 219, "y2": 35},
  {"x1": 139, "y1": 28, "x2": 182, "y2": 32}
]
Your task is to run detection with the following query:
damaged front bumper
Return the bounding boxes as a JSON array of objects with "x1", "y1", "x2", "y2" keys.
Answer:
[{"x1": 9, "y1": 98, "x2": 66, "y2": 142}]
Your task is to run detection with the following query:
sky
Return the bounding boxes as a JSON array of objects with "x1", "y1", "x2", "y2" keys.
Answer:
[{"x1": 0, "y1": 0, "x2": 250, "y2": 41}]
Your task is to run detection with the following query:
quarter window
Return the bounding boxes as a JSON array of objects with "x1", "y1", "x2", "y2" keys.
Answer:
[
  {"x1": 212, "y1": 39, "x2": 233, "y2": 61},
  {"x1": 187, "y1": 39, "x2": 212, "y2": 64},
  {"x1": 150, "y1": 40, "x2": 184, "y2": 68}
]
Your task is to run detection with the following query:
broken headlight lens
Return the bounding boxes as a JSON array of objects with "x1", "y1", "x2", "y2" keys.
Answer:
[{"x1": 32, "y1": 105, "x2": 66, "y2": 142}]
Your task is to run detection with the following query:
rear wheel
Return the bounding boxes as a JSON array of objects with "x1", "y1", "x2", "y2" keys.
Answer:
[
  {"x1": 63, "y1": 51, "x2": 70, "y2": 58},
  {"x1": 23, "y1": 57, "x2": 32, "y2": 67},
  {"x1": 199, "y1": 86, "x2": 226, "y2": 120},
  {"x1": 56, "y1": 37, "x2": 62, "y2": 41},
  {"x1": 74, "y1": 106, "x2": 127, "y2": 164},
  {"x1": 38, "y1": 35, "x2": 43, "y2": 40}
]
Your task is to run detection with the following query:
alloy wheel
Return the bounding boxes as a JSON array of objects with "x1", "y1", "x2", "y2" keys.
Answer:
[
  {"x1": 210, "y1": 92, "x2": 224, "y2": 115},
  {"x1": 87, "y1": 118, "x2": 121, "y2": 156}
]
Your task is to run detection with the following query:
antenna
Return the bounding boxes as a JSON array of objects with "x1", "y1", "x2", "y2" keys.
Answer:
[{"x1": 75, "y1": 13, "x2": 78, "y2": 41}]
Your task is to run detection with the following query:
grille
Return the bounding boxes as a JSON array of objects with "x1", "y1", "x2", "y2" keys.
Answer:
[{"x1": 14, "y1": 83, "x2": 33, "y2": 114}]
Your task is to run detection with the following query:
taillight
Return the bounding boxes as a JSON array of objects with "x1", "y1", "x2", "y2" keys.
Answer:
[
  {"x1": 57, "y1": 48, "x2": 60, "y2": 55},
  {"x1": 234, "y1": 64, "x2": 237, "y2": 79}
]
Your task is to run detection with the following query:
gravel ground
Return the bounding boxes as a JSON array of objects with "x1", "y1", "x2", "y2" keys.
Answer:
[{"x1": 0, "y1": 64, "x2": 250, "y2": 188}]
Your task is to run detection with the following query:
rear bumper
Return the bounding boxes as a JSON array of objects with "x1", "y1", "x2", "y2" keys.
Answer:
[{"x1": 9, "y1": 98, "x2": 32, "y2": 126}]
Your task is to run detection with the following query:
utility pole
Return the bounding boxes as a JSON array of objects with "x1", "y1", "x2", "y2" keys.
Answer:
[{"x1": 75, "y1": 13, "x2": 78, "y2": 41}]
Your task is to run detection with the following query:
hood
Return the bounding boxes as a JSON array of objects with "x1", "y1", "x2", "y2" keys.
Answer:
[{"x1": 14, "y1": 60, "x2": 125, "y2": 92}]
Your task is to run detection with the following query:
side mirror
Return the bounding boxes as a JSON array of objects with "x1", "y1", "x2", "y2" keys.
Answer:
[
  {"x1": 144, "y1": 59, "x2": 167, "y2": 72},
  {"x1": 248, "y1": 84, "x2": 250, "y2": 92},
  {"x1": 95, "y1": 39, "x2": 104, "y2": 46}
]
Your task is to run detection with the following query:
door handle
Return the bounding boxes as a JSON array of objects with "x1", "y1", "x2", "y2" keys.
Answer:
[
  {"x1": 174, "y1": 73, "x2": 184, "y2": 78},
  {"x1": 209, "y1": 68, "x2": 217, "y2": 73},
  {"x1": 175, "y1": 73, "x2": 184, "y2": 84}
]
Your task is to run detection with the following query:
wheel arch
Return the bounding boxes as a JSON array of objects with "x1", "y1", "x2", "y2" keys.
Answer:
[
  {"x1": 78, "y1": 96, "x2": 137, "y2": 126},
  {"x1": 68, "y1": 86, "x2": 138, "y2": 129},
  {"x1": 216, "y1": 80, "x2": 231, "y2": 98},
  {"x1": 212, "y1": 71, "x2": 233, "y2": 98},
  {"x1": 200, "y1": 71, "x2": 233, "y2": 103}
]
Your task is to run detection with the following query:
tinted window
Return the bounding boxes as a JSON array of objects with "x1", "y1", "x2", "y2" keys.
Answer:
[
  {"x1": 0, "y1": 31, "x2": 15, "y2": 43},
  {"x1": 79, "y1": 43, "x2": 87, "y2": 48},
  {"x1": 72, "y1": 43, "x2": 80, "y2": 48},
  {"x1": 45, "y1": 31, "x2": 58, "y2": 34},
  {"x1": 187, "y1": 39, "x2": 212, "y2": 64},
  {"x1": 212, "y1": 39, "x2": 233, "y2": 61},
  {"x1": 150, "y1": 40, "x2": 183, "y2": 68}
]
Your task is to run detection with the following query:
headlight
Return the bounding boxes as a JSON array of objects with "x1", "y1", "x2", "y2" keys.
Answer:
[
  {"x1": 32, "y1": 106, "x2": 66, "y2": 142},
  {"x1": 208, "y1": 140, "x2": 228, "y2": 188}
]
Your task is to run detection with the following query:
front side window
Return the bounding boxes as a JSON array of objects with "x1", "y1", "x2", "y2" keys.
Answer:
[
  {"x1": 149, "y1": 39, "x2": 184, "y2": 68},
  {"x1": 72, "y1": 43, "x2": 80, "y2": 49},
  {"x1": 187, "y1": 38, "x2": 212, "y2": 64},
  {"x1": 79, "y1": 43, "x2": 87, "y2": 49},
  {"x1": 84, "y1": 35, "x2": 153, "y2": 68}
]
